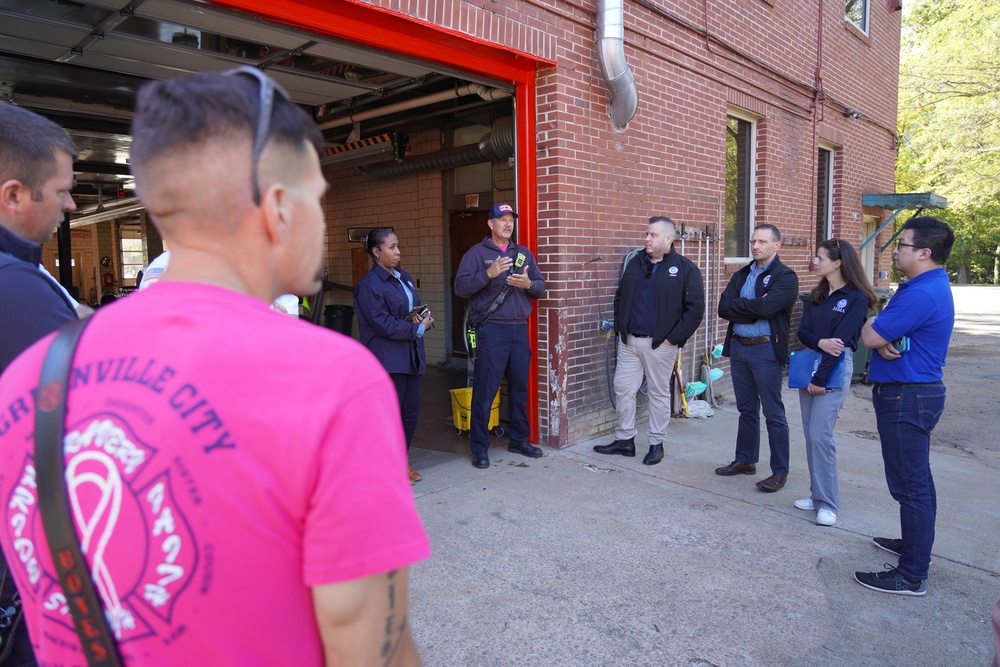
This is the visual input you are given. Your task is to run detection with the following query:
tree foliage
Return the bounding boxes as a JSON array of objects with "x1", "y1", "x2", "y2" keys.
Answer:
[{"x1": 897, "y1": 0, "x2": 1000, "y2": 282}]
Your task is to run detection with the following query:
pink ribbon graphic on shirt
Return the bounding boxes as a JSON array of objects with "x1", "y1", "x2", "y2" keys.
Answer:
[{"x1": 66, "y1": 451, "x2": 132, "y2": 638}]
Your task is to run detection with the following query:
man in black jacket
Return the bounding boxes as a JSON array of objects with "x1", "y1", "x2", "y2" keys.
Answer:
[
  {"x1": 714, "y1": 223, "x2": 799, "y2": 492},
  {"x1": 0, "y1": 102, "x2": 80, "y2": 667},
  {"x1": 594, "y1": 216, "x2": 705, "y2": 465}
]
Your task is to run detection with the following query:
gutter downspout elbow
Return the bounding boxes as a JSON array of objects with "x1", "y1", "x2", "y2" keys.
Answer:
[{"x1": 596, "y1": 0, "x2": 638, "y2": 132}]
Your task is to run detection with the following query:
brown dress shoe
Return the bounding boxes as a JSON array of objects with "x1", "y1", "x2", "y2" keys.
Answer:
[
  {"x1": 756, "y1": 473, "x2": 787, "y2": 492},
  {"x1": 408, "y1": 467, "x2": 422, "y2": 484},
  {"x1": 714, "y1": 461, "x2": 756, "y2": 476}
]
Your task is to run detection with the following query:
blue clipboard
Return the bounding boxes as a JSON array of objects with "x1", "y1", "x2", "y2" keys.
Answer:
[{"x1": 788, "y1": 349, "x2": 846, "y2": 389}]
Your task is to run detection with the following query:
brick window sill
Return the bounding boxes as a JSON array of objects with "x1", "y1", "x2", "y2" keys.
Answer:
[{"x1": 843, "y1": 20, "x2": 871, "y2": 46}]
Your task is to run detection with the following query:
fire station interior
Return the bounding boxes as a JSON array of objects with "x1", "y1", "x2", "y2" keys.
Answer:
[{"x1": 1, "y1": 0, "x2": 518, "y2": 455}]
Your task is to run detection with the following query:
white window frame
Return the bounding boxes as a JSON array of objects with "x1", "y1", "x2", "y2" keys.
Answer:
[
  {"x1": 119, "y1": 224, "x2": 145, "y2": 287},
  {"x1": 725, "y1": 108, "x2": 759, "y2": 263},
  {"x1": 845, "y1": 0, "x2": 869, "y2": 33},
  {"x1": 816, "y1": 143, "x2": 836, "y2": 245}
]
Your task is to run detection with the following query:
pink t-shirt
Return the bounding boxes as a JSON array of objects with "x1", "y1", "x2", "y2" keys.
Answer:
[{"x1": 0, "y1": 282, "x2": 430, "y2": 666}]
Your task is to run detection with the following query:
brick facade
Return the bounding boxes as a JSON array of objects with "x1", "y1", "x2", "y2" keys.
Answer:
[
  {"x1": 45, "y1": 0, "x2": 902, "y2": 448},
  {"x1": 344, "y1": 0, "x2": 902, "y2": 446}
]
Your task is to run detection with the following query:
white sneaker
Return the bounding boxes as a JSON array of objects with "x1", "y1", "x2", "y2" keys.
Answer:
[
  {"x1": 816, "y1": 508, "x2": 837, "y2": 526},
  {"x1": 793, "y1": 498, "x2": 815, "y2": 511}
]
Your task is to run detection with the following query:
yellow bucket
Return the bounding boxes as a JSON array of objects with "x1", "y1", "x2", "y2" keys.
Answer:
[{"x1": 449, "y1": 387, "x2": 501, "y2": 432}]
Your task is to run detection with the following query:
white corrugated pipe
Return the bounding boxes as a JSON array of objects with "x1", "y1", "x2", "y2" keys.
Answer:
[{"x1": 596, "y1": 0, "x2": 638, "y2": 132}]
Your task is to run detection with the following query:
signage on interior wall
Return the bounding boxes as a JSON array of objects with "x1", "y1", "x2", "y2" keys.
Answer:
[{"x1": 465, "y1": 194, "x2": 479, "y2": 208}]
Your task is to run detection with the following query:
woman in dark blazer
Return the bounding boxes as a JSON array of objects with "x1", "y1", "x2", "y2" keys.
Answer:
[
  {"x1": 354, "y1": 228, "x2": 434, "y2": 484},
  {"x1": 795, "y1": 238, "x2": 877, "y2": 526}
]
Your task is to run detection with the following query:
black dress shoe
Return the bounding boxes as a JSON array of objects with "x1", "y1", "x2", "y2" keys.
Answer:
[
  {"x1": 714, "y1": 461, "x2": 756, "y2": 476},
  {"x1": 508, "y1": 441, "x2": 543, "y2": 458},
  {"x1": 472, "y1": 452, "x2": 490, "y2": 469},
  {"x1": 643, "y1": 444, "x2": 663, "y2": 465},
  {"x1": 593, "y1": 438, "x2": 636, "y2": 457},
  {"x1": 756, "y1": 473, "x2": 787, "y2": 492}
]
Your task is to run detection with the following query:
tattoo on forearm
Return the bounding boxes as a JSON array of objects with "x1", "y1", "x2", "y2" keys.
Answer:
[{"x1": 379, "y1": 570, "x2": 408, "y2": 666}]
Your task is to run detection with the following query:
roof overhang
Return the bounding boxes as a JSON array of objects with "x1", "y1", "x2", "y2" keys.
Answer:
[{"x1": 860, "y1": 192, "x2": 948, "y2": 252}]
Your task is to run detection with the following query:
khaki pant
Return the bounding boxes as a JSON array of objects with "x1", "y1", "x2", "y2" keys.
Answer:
[{"x1": 614, "y1": 336, "x2": 678, "y2": 445}]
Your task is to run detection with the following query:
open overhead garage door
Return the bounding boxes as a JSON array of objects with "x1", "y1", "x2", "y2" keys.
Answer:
[{"x1": 1, "y1": 0, "x2": 551, "y2": 443}]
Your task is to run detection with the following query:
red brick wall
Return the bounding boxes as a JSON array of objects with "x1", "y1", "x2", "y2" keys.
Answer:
[{"x1": 330, "y1": 0, "x2": 902, "y2": 446}]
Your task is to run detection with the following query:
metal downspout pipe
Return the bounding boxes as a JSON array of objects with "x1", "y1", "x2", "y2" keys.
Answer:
[{"x1": 596, "y1": 0, "x2": 638, "y2": 132}]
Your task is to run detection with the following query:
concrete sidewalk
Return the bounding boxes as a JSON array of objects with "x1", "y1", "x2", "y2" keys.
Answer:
[{"x1": 407, "y1": 401, "x2": 999, "y2": 666}]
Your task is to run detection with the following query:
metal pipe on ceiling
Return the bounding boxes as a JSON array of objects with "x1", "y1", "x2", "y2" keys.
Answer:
[
  {"x1": 318, "y1": 83, "x2": 511, "y2": 130},
  {"x1": 357, "y1": 116, "x2": 514, "y2": 180},
  {"x1": 71, "y1": 196, "x2": 142, "y2": 217},
  {"x1": 70, "y1": 201, "x2": 145, "y2": 228}
]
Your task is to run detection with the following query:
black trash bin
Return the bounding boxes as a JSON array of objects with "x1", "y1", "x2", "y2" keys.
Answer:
[{"x1": 323, "y1": 304, "x2": 354, "y2": 337}]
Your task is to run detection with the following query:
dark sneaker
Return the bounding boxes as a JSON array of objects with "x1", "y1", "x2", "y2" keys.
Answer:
[
  {"x1": 854, "y1": 565, "x2": 926, "y2": 596},
  {"x1": 872, "y1": 536, "x2": 902, "y2": 556},
  {"x1": 872, "y1": 537, "x2": 932, "y2": 564}
]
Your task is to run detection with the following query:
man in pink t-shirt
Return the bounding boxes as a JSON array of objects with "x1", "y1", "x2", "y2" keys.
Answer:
[{"x1": 0, "y1": 68, "x2": 429, "y2": 666}]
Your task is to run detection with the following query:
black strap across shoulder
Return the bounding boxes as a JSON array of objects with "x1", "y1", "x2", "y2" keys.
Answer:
[
  {"x1": 471, "y1": 244, "x2": 523, "y2": 330},
  {"x1": 34, "y1": 317, "x2": 124, "y2": 667}
]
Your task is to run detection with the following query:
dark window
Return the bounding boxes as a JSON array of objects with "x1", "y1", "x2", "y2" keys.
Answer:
[
  {"x1": 816, "y1": 148, "x2": 833, "y2": 246},
  {"x1": 726, "y1": 116, "x2": 754, "y2": 258}
]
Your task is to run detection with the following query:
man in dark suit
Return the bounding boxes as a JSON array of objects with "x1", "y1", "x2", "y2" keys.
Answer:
[{"x1": 714, "y1": 223, "x2": 799, "y2": 492}]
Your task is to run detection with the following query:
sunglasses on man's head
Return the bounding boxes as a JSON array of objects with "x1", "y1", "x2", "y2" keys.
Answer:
[{"x1": 221, "y1": 66, "x2": 292, "y2": 206}]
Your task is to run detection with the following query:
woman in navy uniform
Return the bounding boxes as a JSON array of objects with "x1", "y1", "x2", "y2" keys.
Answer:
[
  {"x1": 794, "y1": 238, "x2": 876, "y2": 525},
  {"x1": 354, "y1": 228, "x2": 434, "y2": 484}
]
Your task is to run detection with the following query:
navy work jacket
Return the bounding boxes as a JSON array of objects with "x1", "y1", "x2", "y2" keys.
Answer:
[
  {"x1": 614, "y1": 247, "x2": 705, "y2": 349},
  {"x1": 719, "y1": 256, "x2": 799, "y2": 365},
  {"x1": 0, "y1": 224, "x2": 77, "y2": 373},
  {"x1": 798, "y1": 284, "x2": 869, "y2": 388},
  {"x1": 354, "y1": 263, "x2": 426, "y2": 375}
]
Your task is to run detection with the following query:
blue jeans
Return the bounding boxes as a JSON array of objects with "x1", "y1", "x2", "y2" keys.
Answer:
[
  {"x1": 873, "y1": 381, "x2": 946, "y2": 581},
  {"x1": 730, "y1": 339, "x2": 789, "y2": 475},
  {"x1": 470, "y1": 322, "x2": 530, "y2": 455}
]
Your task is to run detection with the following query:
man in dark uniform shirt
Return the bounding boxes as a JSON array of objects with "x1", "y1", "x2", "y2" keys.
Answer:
[{"x1": 0, "y1": 102, "x2": 80, "y2": 666}]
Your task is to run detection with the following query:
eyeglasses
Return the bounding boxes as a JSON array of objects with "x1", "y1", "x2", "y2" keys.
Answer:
[
  {"x1": 222, "y1": 65, "x2": 292, "y2": 206},
  {"x1": 895, "y1": 241, "x2": 924, "y2": 250}
]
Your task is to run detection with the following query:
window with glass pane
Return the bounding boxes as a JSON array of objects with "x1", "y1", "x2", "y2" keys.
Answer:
[
  {"x1": 845, "y1": 0, "x2": 867, "y2": 32},
  {"x1": 725, "y1": 116, "x2": 754, "y2": 258},
  {"x1": 120, "y1": 226, "x2": 145, "y2": 286},
  {"x1": 816, "y1": 148, "x2": 833, "y2": 246}
]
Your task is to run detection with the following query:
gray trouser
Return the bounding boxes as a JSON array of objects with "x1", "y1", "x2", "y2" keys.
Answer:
[
  {"x1": 797, "y1": 348, "x2": 853, "y2": 512},
  {"x1": 614, "y1": 336, "x2": 678, "y2": 445}
]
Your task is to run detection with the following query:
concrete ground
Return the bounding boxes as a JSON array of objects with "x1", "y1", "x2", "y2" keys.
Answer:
[{"x1": 406, "y1": 286, "x2": 1000, "y2": 667}]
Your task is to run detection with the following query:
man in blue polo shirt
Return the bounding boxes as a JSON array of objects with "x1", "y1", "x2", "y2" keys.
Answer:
[{"x1": 856, "y1": 216, "x2": 955, "y2": 596}]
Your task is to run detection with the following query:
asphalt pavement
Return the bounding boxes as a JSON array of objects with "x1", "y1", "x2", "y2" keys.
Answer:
[{"x1": 407, "y1": 385, "x2": 998, "y2": 667}]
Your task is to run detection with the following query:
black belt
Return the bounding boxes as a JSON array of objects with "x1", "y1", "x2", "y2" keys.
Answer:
[
  {"x1": 628, "y1": 333, "x2": 651, "y2": 338},
  {"x1": 735, "y1": 335, "x2": 769, "y2": 346}
]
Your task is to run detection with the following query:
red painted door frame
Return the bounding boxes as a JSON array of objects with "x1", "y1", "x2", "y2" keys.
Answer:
[{"x1": 211, "y1": 0, "x2": 552, "y2": 443}]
